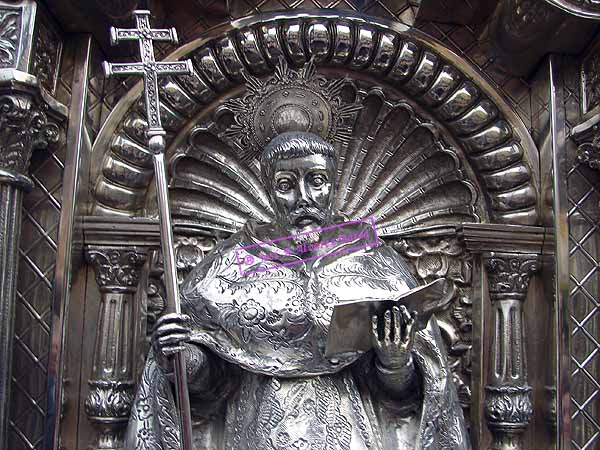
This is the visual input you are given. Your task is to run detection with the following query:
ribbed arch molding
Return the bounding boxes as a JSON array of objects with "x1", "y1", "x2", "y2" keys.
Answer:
[{"x1": 91, "y1": 10, "x2": 540, "y2": 227}]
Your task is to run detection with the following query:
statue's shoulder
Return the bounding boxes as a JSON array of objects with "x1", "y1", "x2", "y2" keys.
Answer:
[
  {"x1": 362, "y1": 241, "x2": 419, "y2": 287},
  {"x1": 179, "y1": 226, "x2": 250, "y2": 295}
]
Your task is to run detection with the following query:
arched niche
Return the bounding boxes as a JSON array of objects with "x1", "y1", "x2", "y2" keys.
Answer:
[{"x1": 90, "y1": 9, "x2": 540, "y2": 231}]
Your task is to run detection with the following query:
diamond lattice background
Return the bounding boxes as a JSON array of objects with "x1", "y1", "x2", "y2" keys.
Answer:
[
  {"x1": 6, "y1": 42, "x2": 73, "y2": 450},
  {"x1": 564, "y1": 61, "x2": 600, "y2": 450},
  {"x1": 8, "y1": 141, "x2": 66, "y2": 450}
]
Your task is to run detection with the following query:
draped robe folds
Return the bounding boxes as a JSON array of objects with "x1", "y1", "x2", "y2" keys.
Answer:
[{"x1": 124, "y1": 221, "x2": 471, "y2": 450}]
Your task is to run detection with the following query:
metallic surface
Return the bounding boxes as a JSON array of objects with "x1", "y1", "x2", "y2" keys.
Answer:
[
  {"x1": 564, "y1": 55, "x2": 600, "y2": 450},
  {"x1": 125, "y1": 132, "x2": 470, "y2": 450},
  {"x1": 532, "y1": 54, "x2": 573, "y2": 450},
  {"x1": 103, "y1": 10, "x2": 194, "y2": 450},
  {"x1": 0, "y1": 3, "x2": 68, "y2": 450},
  {"x1": 547, "y1": 55, "x2": 572, "y2": 450},
  {"x1": 4, "y1": 2, "x2": 599, "y2": 449},
  {"x1": 44, "y1": 34, "x2": 94, "y2": 450},
  {"x1": 84, "y1": 246, "x2": 147, "y2": 450},
  {"x1": 483, "y1": 252, "x2": 540, "y2": 450},
  {"x1": 0, "y1": 89, "x2": 64, "y2": 450},
  {"x1": 151, "y1": 151, "x2": 194, "y2": 450},
  {"x1": 0, "y1": 179, "x2": 26, "y2": 449},
  {"x1": 90, "y1": 10, "x2": 541, "y2": 227},
  {"x1": 545, "y1": 0, "x2": 600, "y2": 19},
  {"x1": 485, "y1": 0, "x2": 597, "y2": 77}
]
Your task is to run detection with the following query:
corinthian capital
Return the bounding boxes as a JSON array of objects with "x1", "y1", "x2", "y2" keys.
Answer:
[
  {"x1": 0, "y1": 93, "x2": 60, "y2": 178},
  {"x1": 483, "y1": 252, "x2": 540, "y2": 300},
  {"x1": 86, "y1": 246, "x2": 148, "y2": 293}
]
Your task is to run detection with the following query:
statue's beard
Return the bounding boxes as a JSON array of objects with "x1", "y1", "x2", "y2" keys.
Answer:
[
  {"x1": 276, "y1": 206, "x2": 330, "y2": 246},
  {"x1": 291, "y1": 229, "x2": 321, "y2": 246}
]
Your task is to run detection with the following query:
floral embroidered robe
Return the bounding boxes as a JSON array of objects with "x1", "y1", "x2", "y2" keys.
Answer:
[{"x1": 124, "y1": 221, "x2": 471, "y2": 450}]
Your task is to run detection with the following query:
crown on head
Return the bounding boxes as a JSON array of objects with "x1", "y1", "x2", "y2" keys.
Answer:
[{"x1": 218, "y1": 58, "x2": 362, "y2": 162}]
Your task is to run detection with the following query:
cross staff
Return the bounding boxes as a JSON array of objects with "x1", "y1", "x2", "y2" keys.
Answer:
[{"x1": 103, "y1": 10, "x2": 194, "y2": 450}]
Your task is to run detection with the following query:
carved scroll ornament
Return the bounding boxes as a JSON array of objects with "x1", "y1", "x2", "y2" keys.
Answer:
[
  {"x1": 0, "y1": 93, "x2": 60, "y2": 179},
  {"x1": 0, "y1": 8, "x2": 19, "y2": 68}
]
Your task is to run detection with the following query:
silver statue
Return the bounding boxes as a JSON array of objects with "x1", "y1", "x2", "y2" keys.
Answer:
[{"x1": 124, "y1": 130, "x2": 471, "y2": 450}]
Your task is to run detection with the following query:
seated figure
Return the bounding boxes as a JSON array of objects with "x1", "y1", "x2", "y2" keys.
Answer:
[{"x1": 124, "y1": 131, "x2": 471, "y2": 450}]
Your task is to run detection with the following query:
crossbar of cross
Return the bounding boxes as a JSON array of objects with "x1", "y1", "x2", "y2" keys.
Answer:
[{"x1": 103, "y1": 10, "x2": 193, "y2": 134}]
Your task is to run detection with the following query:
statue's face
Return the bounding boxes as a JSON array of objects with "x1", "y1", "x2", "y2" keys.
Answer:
[{"x1": 269, "y1": 153, "x2": 335, "y2": 240}]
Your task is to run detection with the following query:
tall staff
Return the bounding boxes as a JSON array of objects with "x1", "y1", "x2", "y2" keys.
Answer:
[{"x1": 103, "y1": 10, "x2": 194, "y2": 450}]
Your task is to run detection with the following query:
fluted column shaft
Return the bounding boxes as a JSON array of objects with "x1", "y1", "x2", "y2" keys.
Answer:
[
  {"x1": 85, "y1": 246, "x2": 147, "y2": 450},
  {"x1": 483, "y1": 252, "x2": 540, "y2": 450}
]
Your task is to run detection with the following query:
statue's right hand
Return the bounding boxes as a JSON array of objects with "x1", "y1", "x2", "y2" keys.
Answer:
[{"x1": 152, "y1": 313, "x2": 191, "y2": 372}]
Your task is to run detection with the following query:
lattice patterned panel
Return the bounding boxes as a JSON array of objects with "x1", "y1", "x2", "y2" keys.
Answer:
[
  {"x1": 565, "y1": 62, "x2": 600, "y2": 450},
  {"x1": 7, "y1": 144, "x2": 65, "y2": 450},
  {"x1": 6, "y1": 42, "x2": 73, "y2": 450}
]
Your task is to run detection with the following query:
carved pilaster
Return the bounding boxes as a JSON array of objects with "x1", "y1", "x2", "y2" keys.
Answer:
[
  {"x1": 85, "y1": 246, "x2": 147, "y2": 450},
  {"x1": 483, "y1": 252, "x2": 540, "y2": 450},
  {"x1": 0, "y1": 91, "x2": 61, "y2": 448}
]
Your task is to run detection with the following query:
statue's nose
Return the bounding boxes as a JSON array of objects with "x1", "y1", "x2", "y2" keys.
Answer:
[
  {"x1": 297, "y1": 182, "x2": 311, "y2": 205},
  {"x1": 296, "y1": 198, "x2": 309, "y2": 209}
]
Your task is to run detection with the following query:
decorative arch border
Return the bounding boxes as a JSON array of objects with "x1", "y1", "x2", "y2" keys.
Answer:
[{"x1": 91, "y1": 9, "x2": 540, "y2": 225}]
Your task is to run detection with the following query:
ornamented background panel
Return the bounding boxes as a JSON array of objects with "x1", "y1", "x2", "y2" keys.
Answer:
[
  {"x1": 10, "y1": 142, "x2": 65, "y2": 450},
  {"x1": 564, "y1": 60, "x2": 600, "y2": 450},
  {"x1": 8, "y1": 42, "x2": 73, "y2": 450},
  {"x1": 90, "y1": 0, "x2": 537, "y2": 141}
]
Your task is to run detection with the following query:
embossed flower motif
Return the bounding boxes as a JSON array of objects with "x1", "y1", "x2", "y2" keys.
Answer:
[
  {"x1": 303, "y1": 398, "x2": 315, "y2": 413},
  {"x1": 136, "y1": 397, "x2": 152, "y2": 420},
  {"x1": 291, "y1": 438, "x2": 310, "y2": 450},
  {"x1": 310, "y1": 292, "x2": 337, "y2": 319},
  {"x1": 266, "y1": 328, "x2": 292, "y2": 350},
  {"x1": 266, "y1": 309, "x2": 283, "y2": 326},
  {"x1": 286, "y1": 296, "x2": 304, "y2": 315},
  {"x1": 137, "y1": 424, "x2": 152, "y2": 445},
  {"x1": 238, "y1": 299, "x2": 266, "y2": 327}
]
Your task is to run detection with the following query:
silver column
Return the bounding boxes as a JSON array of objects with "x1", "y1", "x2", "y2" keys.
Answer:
[
  {"x1": 0, "y1": 0, "x2": 65, "y2": 447},
  {"x1": 85, "y1": 246, "x2": 147, "y2": 450},
  {"x1": 483, "y1": 252, "x2": 540, "y2": 450},
  {"x1": 0, "y1": 91, "x2": 60, "y2": 449}
]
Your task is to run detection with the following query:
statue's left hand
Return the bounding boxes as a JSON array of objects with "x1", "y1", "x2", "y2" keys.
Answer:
[
  {"x1": 371, "y1": 305, "x2": 416, "y2": 369},
  {"x1": 152, "y1": 312, "x2": 192, "y2": 374}
]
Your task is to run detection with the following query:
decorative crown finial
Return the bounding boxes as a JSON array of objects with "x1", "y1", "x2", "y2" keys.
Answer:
[{"x1": 218, "y1": 58, "x2": 362, "y2": 162}]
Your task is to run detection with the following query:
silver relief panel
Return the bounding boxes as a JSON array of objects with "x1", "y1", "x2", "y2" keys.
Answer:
[
  {"x1": 9, "y1": 133, "x2": 65, "y2": 450},
  {"x1": 7, "y1": 38, "x2": 71, "y2": 450},
  {"x1": 565, "y1": 60, "x2": 600, "y2": 450},
  {"x1": 88, "y1": 1, "x2": 538, "y2": 153}
]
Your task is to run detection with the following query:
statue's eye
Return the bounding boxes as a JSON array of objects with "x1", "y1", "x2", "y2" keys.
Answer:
[
  {"x1": 277, "y1": 179, "x2": 292, "y2": 192},
  {"x1": 311, "y1": 174, "x2": 327, "y2": 187}
]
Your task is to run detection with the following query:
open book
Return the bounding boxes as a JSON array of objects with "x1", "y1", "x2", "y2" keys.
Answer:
[{"x1": 325, "y1": 278, "x2": 455, "y2": 357}]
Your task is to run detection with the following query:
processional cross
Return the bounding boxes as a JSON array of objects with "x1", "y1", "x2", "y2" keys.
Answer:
[{"x1": 103, "y1": 10, "x2": 194, "y2": 450}]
